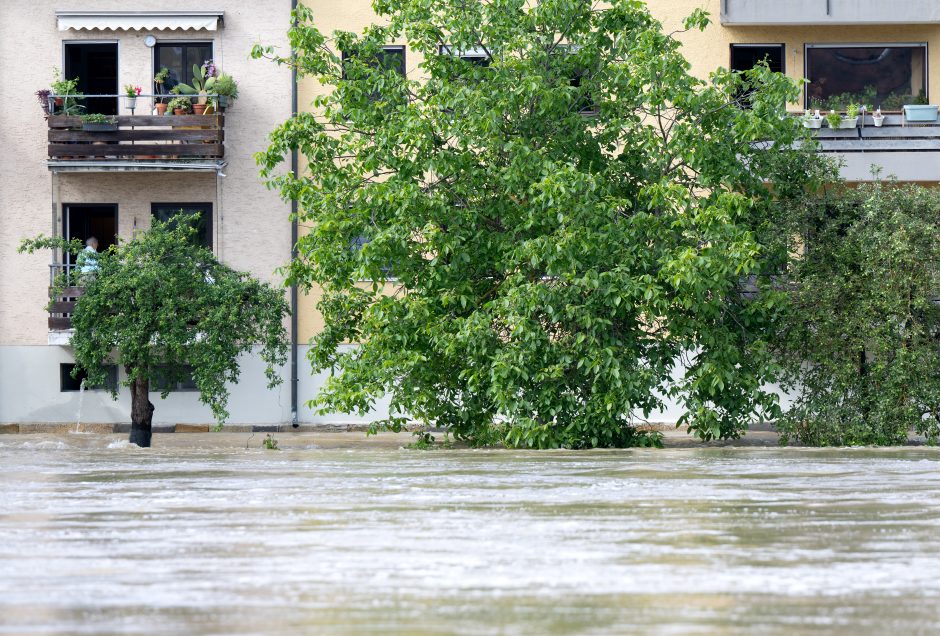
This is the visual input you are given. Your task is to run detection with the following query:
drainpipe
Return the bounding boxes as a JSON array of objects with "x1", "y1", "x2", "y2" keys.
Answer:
[{"x1": 290, "y1": 0, "x2": 300, "y2": 428}]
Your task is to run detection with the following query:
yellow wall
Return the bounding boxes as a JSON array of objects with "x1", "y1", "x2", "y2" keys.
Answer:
[{"x1": 295, "y1": 0, "x2": 940, "y2": 340}]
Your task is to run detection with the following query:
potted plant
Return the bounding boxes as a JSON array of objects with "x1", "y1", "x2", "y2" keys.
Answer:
[
  {"x1": 212, "y1": 73, "x2": 238, "y2": 110},
  {"x1": 802, "y1": 109, "x2": 822, "y2": 129},
  {"x1": 36, "y1": 89, "x2": 52, "y2": 117},
  {"x1": 154, "y1": 67, "x2": 170, "y2": 115},
  {"x1": 167, "y1": 96, "x2": 192, "y2": 115},
  {"x1": 51, "y1": 67, "x2": 84, "y2": 115},
  {"x1": 170, "y1": 60, "x2": 218, "y2": 115},
  {"x1": 872, "y1": 107, "x2": 885, "y2": 127},
  {"x1": 123, "y1": 84, "x2": 142, "y2": 109},
  {"x1": 826, "y1": 106, "x2": 858, "y2": 129},
  {"x1": 903, "y1": 103, "x2": 939, "y2": 122},
  {"x1": 80, "y1": 113, "x2": 118, "y2": 132}
]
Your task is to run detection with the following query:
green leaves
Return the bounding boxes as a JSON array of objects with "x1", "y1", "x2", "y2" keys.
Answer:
[
  {"x1": 775, "y1": 183, "x2": 940, "y2": 446},
  {"x1": 35, "y1": 216, "x2": 290, "y2": 426},
  {"x1": 259, "y1": 0, "x2": 819, "y2": 447}
]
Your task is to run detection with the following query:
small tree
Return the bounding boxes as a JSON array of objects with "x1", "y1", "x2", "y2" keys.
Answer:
[
  {"x1": 21, "y1": 217, "x2": 289, "y2": 447},
  {"x1": 254, "y1": 1, "x2": 821, "y2": 448},
  {"x1": 776, "y1": 182, "x2": 940, "y2": 445}
]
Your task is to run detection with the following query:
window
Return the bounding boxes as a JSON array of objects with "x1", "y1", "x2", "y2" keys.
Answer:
[
  {"x1": 151, "y1": 203, "x2": 212, "y2": 250},
  {"x1": 153, "y1": 365, "x2": 198, "y2": 392},
  {"x1": 553, "y1": 45, "x2": 596, "y2": 115},
  {"x1": 731, "y1": 44, "x2": 785, "y2": 74},
  {"x1": 805, "y1": 44, "x2": 927, "y2": 111},
  {"x1": 154, "y1": 42, "x2": 213, "y2": 96},
  {"x1": 342, "y1": 45, "x2": 406, "y2": 102},
  {"x1": 60, "y1": 363, "x2": 117, "y2": 392},
  {"x1": 439, "y1": 45, "x2": 491, "y2": 67}
]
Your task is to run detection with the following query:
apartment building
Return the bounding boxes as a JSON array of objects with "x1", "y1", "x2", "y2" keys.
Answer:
[
  {"x1": 0, "y1": 3, "x2": 296, "y2": 428},
  {"x1": 4, "y1": 1, "x2": 940, "y2": 429}
]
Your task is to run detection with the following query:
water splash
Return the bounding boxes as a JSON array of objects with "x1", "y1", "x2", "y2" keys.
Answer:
[{"x1": 73, "y1": 379, "x2": 86, "y2": 434}]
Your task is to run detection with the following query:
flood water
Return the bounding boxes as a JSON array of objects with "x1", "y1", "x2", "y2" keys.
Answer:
[{"x1": 1, "y1": 435, "x2": 939, "y2": 635}]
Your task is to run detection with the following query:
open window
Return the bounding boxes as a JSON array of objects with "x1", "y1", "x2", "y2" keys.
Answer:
[
  {"x1": 64, "y1": 42, "x2": 118, "y2": 115},
  {"x1": 439, "y1": 45, "x2": 491, "y2": 67},
  {"x1": 805, "y1": 44, "x2": 927, "y2": 111}
]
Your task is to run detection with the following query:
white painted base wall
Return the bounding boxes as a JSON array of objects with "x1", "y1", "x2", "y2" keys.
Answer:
[{"x1": 0, "y1": 344, "x2": 795, "y2": 427}]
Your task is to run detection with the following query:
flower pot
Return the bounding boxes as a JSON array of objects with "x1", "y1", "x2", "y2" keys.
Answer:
[
  {"x1": 82, "y1": 122, "x2": 117, "y2": 132},
  {"x1": 829, "y1": 116, "x2": 858, "y2": 129},
  {"x1": 173, "y1": 108, "x2": 187, "y2": 116},
  {"x1": 192, "y1": 103, "x2": 207, "y2": 115},
  {"x1": 216, "y1": 96, "x2": 228, "y2": 110},
  {"x1": 903, "y1": 104, "x2": 939, "y2": 122},
  {"x1": 155, "y1": 103, "x2": 167, "y2": 116},
  {"x1": 125, "y1": 96, "x2": 137, "y2": 109},
  {"x1": 54, "y1": 97, "x2": 64, "y2": 107},
  {"x1": 872, "y1": 116, "x2": 885, "y2": 127},
  {"x1": 803, "y1": 118, "x2": 822, "y2": 129}
]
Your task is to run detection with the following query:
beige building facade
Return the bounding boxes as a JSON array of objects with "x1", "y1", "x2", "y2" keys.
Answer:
[
  {"x1": 0, "y1": 2, "x2": 300, "y2": 427},
  {"x1": 4, "y1": 1, "x2": 940, "y2": 428}
]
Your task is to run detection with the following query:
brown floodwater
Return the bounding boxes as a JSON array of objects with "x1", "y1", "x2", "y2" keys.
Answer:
[{"x1": 1, "y1": 434, "x2": 939, "y2": 635}]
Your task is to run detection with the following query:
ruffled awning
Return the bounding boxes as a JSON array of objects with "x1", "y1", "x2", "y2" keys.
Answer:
[{"x1": 56, "y1": 11, "x2": 224, "y2": 32}]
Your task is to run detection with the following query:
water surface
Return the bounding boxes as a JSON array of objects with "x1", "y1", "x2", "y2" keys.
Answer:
[{"x1": 1, "y1": 435, "x2": 938, "y2": 635}]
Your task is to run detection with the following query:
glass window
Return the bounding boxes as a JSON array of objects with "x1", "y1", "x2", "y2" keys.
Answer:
[
  {"x1": 342, "y1": 45, "x2": 406, "y2": 102},
  {"x1": 439, "y1": 45, "x2": 491, "y2": 67},
  {"x1": 151, "y1": 203, "x2": 212, "y2": 250},
  {"x1": 154, "y1": 42, "x2": 213, "y2": 95},
  {"x1": 806, "y1": 45, "x2": 927, "y2": 111},
  {"x1": 153, "y1": 365, "x2": 198, "y2": 392},
  {"x1": 60, "y1": 363, "x2": 117, "y2": 392},
  {"x1": 731, "y1": 44, "x2": 785, "y2": 74}
]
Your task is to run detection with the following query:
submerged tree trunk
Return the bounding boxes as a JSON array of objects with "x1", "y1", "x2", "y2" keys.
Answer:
[{"x1": 129, "y1": 374, "x2": 155, "y2": 447}]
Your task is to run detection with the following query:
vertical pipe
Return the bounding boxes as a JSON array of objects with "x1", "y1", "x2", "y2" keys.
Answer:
[{"x1": 290, "y1": 0, "x2": 300, "y2": 428}]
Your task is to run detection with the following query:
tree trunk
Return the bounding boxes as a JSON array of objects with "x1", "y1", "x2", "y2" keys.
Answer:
[{"x1": 129, "y1": 374, "x2": 155, "y2": 447}]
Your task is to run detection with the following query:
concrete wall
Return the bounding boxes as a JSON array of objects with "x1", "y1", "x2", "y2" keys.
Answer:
[{"x1": 0, "y1": 346, "x2": 291, "y2": 425}]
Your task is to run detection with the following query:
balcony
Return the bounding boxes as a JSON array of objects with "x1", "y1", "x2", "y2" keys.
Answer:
[
  {"x1": 48, "y1": 264, "x2": 81, "y2": 334},
  {"x1": 804, "y1": 114, "x2": 940, "y2": 181},
  {"x1": 45, "y1": 94, "x2": 224, "y2": 172},
  {"x1": 721, "y1": 0, "x2": 940, "y2": 25}
]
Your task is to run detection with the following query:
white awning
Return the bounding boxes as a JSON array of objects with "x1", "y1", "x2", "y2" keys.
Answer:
[{"x1": 56, "y1": 11, "x2": 224, "y2": 32}]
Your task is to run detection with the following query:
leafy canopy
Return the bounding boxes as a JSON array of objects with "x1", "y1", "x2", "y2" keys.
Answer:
[
  {"x1": 776, "y1": 183, "x2": 940, "y2": 446},
  {"x1": 255, "y1": 0, "x2": 820, "y2": 447},
  {"x1": 20, "y1": 216, "x2": 289, "y2": 424}
]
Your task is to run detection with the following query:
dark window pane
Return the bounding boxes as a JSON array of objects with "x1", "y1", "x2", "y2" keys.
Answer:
[
  {"x1": 60, "y1": 363, "x2": 117, "y2": 392},
  {"x1": 154, "y1": 43, "x2": 213, "y2": 95},
  {"x1": 806, "y1": 46, "x2": 927, "y2": 111},
  {"x1": 342, "y1": 46, "x2": 406, "y2": 103},
  {"x1": 153, "y1": 365, "x2": 198, "y2": 392},
  {"x1": 64, "y1": 43, "x2": 118, "y2": 115},
  {"x1": 731, "y1": 45, "x2": 785, "y2": 74},
  {"x1": 151, "y1": 203, "x2": 212, "y2": 250}
]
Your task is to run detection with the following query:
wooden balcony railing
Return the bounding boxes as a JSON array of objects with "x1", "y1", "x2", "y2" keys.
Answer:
[
  {"x1": 47, "y1": 114, "x2": 224, "y2": 161},
  {"x1": 48, "y1": 263, "x2": 82, "y2": 331}
]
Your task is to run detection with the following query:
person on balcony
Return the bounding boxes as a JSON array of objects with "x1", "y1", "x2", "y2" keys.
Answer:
[{"x1": 77, "y1": 236, "x2": 99, "y2": 283}]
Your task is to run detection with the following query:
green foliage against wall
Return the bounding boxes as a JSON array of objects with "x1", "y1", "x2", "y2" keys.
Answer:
[
  {"x1": 256, "y1": 0, "x2": 821, "y2": 448},
  {"x1": 776, "y1": 183, "x2": 940, "y2": 446},
  {"x1": 21, "y1": 217, "x2": 289, "y2": 435}
]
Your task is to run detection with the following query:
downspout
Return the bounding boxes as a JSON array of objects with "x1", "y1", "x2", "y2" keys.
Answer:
[{"x1": 290, "y1": 0, "x2": 300, "y2": 428}]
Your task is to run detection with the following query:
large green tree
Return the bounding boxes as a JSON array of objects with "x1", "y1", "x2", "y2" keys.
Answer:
[
  {"x1": 21, "y1": 217, "x2": 289, "y2": 447},
  {"x1": 775, "y1": 182, "x2": 940, "y2": 446},
  {"x1": 255, "y1": 0, "x2": 821, "y2": 447}
]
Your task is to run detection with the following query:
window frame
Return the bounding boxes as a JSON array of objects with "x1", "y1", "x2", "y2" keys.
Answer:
[
  {"x1": 152, "y1": 40, "x2": 214, "y2": 96},
  {"x1": 150, "y1": 202, "x2": 213, "y2": 252},
  {"x1": 729, "y1": 43, "x2": 786, "y2": 75},
  {"x1": 438, "y1": 44, "x2": 491, "y2": 66},
  {"x1": 152, "y1": 365, "x2": 199, "y2": 393},
  {"x1": 60, "y1": 363, "x2": 118, "y2": 392},
  {"x1": 803, "y1": 42, "x2": 929, "y2": 110}
]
